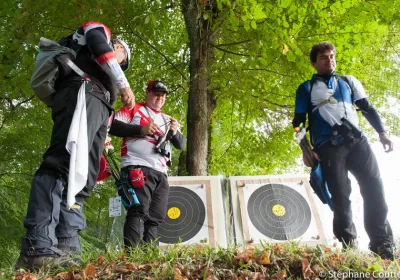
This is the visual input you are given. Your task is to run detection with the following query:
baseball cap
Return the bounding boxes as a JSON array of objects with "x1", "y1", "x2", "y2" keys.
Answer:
[{"x1": 146, "y1": 80, "x2": 169, "y2": 94}]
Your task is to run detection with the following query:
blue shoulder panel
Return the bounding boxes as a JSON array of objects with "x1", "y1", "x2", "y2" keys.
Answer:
[{"x1": 294, "y1": 81, "x2": 311, "y2": 114}]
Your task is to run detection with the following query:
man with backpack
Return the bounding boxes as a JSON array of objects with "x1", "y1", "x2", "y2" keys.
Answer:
[
  {"x1": 108, "y1": 80, "x2": 186, "y2": 249},
  {"x1": 16, "y1": 21, "x2": 135, "y2": 270},
  {"x1": 292, "y1": 42, "x2": 395, "y2": 259}
]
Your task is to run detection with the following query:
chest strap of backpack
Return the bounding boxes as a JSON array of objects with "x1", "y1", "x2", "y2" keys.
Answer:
[{"x1": 311, "y1": 96, "x2": 338, "y2": 113}]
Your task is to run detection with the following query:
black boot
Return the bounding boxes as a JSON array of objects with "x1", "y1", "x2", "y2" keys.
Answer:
[
  {"x1": 57, "y1": 236, "x2": 82, "y2": 264},
  {"x1": 15, "y1": 237, "x2": 78, "y2": 270},
  {"x1": 370, "y1": 243, "x2": 395, "y2": 260},
  {"x1": 124, "y1": 216, "x2": 144, "y2": 249},
  {"x1": 15, "y1": 254, "x2": 78, "y2": 270},
  {"x1": 15, "y1": 243, "x2": 77, "y2": 271}
]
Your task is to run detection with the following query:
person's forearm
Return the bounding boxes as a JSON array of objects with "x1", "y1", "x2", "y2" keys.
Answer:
[
  {"x1": 109, "y1": 119, "x2": 142, "y2": 137},
  {"x1": 355, "y1": 98, "x2": 385, "y2": 133},
  {"x1": 170, "y1": 131, "x2": 187, "y2": 150},
  {"x1": 292, "y1": 113, "x2": 307, "y2": 128}
]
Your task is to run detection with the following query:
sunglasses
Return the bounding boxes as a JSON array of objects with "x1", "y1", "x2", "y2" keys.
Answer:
[{"x1": 153, "y1": 82, "x2": 168, "y2": 92}]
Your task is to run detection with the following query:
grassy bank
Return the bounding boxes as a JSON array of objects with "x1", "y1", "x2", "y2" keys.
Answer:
[{"x1": 6, "y1": 242, "x2": 400, "y2": 279}]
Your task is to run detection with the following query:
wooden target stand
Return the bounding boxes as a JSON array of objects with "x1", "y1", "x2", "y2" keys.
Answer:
[
  {"x1": 159, "y1": 176, "x2": 228, "y2": 248},
  {"x1": 229, "y1": 175, "x2": 328, "y2": 247}
]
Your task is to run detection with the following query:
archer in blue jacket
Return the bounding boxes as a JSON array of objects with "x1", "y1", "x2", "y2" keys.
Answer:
[{"x1": 292, "y1": 42, "x2": 395, "y2": 259}]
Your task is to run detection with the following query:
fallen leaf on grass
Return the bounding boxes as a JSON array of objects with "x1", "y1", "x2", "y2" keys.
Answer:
[
  {"x1": 203, "y1": 268, "x2": 213, "y2": 278},
  {"x1": 239, "y1": 271, "x2": 268, "y2": 280},
  {"x1": 271, "y1": 270, "x2": 286, "y2": 280},
  {"x1": 234, "y1": 248, "x2": 255, "y2": 263},
  {"x1": 137, "y1": 264, "x2": 152, "y2": 271},
  {"x1": 273, "y1": 243, "x2": 284, "y2": 255},
  {"x1": 54, "y1": 271, "x2": 74, "y2": 280},
  {"x1": 302, "y1": 252, "x2": 314, "y2": 258},
  {"x1": 301, "y1": 258, "x2": 314, "y2": 279},
  {"x1": 96, "y1": 256, "x2": 105, "y2": 266},
  {"x1": 256, "y1": 250, "x2": 271, "y2": 265},
  {"x1": 118, "y1": 254, "x2": 126, "y2": 261},
  {"x1": 327, "y1": 253, "x2": 344, "y2": 267},
  {"x1": 174, "y1": 265, "x2": 188, "y2": 280},
  {"x1": 311, "y1": 264, "x2": 324, "y2": 275},
  {"x1": 324, "y1": 248, "x2": 332, "y2": 253},
  {"x1": 15, "y1": 272, "x2": 38, "y2": 280},
  {"x1": 84, "y1": 264, "x2": 96, "y2": 278},
  {"x1": 103, "y1": 268, "x2": 112, "y2": 278},
  {"x1": 125, "y1": 263, "x2": 136, "y2": 270},
  {"x1": 114, "y1": 267, "x2": 130, "y2": 274},
  {"x1": 219, "y1": 269, "x2": 237, "y2": 279}
]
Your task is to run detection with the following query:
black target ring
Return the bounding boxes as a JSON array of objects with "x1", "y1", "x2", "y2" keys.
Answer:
[
  {"x1": 247, "y1": 183, "x2": 311, "y2": 240},
  {"x1": 159, "y1": 186, "x2": 206, "y2": 244}
]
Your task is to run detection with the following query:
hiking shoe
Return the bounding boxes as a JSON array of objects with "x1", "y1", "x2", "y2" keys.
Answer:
[
  {"x1": 15, "y1": 254, "x2": 78, "y2": 270},
  {"x1": 370, "y1": 243, "x2": 395, "y2": 260}
]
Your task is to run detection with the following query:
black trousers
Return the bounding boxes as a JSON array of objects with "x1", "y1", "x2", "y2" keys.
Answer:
[
  {"x1": 319, "y1": 137, "x2": 393, "y2": 248},
  {"x1": 124, "y1": 166, "x2": 169, "y2": 248},
  {"x1": 20, "y1": 83, "x2": 109, "y2": 256}
]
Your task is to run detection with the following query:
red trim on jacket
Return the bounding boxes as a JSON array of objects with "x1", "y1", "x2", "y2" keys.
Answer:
[
  {"x1": 82, "y1": 22, "x2": 111, "y2": 41},
  {"x1": 96, "y1": 52, "x2": 116, "y2": 65}
]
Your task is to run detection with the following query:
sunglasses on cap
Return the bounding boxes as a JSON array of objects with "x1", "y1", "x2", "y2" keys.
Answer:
[{"x1": 147, "y1": 80, "x2": 169, "y2": 94}]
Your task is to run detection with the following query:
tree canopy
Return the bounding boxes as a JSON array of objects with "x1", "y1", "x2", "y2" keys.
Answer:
[{"x1": 1, "y1": 0, "x2": 400, "y2": 268}]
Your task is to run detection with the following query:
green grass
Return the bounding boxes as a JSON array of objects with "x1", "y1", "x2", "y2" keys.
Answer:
[{"x1": 4, "y1": 241, "x2": 400, "y2": 279}]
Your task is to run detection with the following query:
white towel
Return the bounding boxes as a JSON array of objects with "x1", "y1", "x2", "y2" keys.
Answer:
[{"x1": 66, "y1": 82, "x2": 88, "y2": 209}]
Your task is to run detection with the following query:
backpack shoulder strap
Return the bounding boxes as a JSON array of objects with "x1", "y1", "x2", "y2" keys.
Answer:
[
  {"x1": 304, "y1": 79, "x2": 315, "y2": 107},
  {"x1": 337, "y1": 74, "x2": 355, "y2": 102},
  {"x1": 304, "y1": 80, "x2": 315, "y2": 146}
]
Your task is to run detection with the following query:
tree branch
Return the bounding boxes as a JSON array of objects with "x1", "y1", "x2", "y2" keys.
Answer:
[
  {"x1": 14, "y1": 95, "x2": 35, "y2": 108},
  {"x1": 241, "y1": 68, "x2": 294, "y2": 77},
  {"x1": 251, "y1": 94, "x2": 293, "y2": 109},
  {"x1": 213, "y1": 39, "x2": 252, "y2": 48},
  {"x1": 213, "y1": 45, "x2": 250, "y2": 56}
]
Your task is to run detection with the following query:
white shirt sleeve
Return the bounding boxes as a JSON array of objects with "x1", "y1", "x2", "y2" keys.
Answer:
[
  {"x1": 345, "y1": 75, "x2": 367, "y2": 102},
  {"x1": 100, "y1": 58, "x2": 130, "y2": 89}
]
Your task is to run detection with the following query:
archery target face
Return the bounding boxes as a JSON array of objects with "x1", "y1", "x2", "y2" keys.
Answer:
[
  {"x1": 242, "y1": 182, "x2": 321, "y2": 243},
  {"x1": 159, "y1": 184, "x2": 209, "y2": 245}
]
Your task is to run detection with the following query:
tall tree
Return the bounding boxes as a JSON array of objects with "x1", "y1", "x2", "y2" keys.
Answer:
[{"x1": 183, "y1": 0, "x2": 216, "y2": 175}]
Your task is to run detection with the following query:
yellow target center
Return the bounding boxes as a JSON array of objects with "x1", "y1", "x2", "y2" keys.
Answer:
[
  {"x1": 272, "y1": 204, "x2": 286, "y2": 217},
  {"x1": 167, "y1": 207, "x2": 181, "y2": 220}
]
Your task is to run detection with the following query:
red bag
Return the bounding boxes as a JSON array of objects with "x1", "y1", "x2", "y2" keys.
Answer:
[
  {"x1": 96, "y1": 154, "x2": 112, "y2": 182},
  {"x1": 128, "y1": 168, "x2": 145, "y2": 188}
]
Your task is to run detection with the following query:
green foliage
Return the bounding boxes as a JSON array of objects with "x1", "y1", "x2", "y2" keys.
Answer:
[
  {"x1": 1, "y1": 0, "x2": 400, "y2": 270},
  {"x1": 202, "y1": 0, "x2": 400, "y2": 175}
]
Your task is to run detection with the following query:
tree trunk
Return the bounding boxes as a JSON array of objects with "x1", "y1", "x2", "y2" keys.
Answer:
[
  {"x1": 182, "y1": 0, "x2": 216, "y2": 176},
  {"x1": 177, "y1": 150, "x2": 188, "y2": 176}
]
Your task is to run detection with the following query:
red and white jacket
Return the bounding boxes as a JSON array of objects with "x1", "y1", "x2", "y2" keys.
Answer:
[
  {"x1": 75, "y1": 21, "x2": 130, "y2": 90},
  {"x1": 115, "y1": 103, "x2": 172, "y2": 174}
]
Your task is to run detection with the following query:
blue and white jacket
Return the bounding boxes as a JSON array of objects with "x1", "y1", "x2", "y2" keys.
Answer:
[{"x1": 293, "y1": 72, "x2": 375, "y2": 148}]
